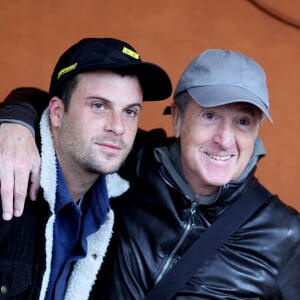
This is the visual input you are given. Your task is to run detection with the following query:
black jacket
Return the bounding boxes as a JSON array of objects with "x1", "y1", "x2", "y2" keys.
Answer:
[{"x1": 91, "y1": 136, "x2": 300, "y2": 299}]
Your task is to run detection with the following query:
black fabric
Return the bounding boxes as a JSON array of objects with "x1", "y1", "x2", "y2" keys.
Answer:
[
  {"x1": 144, "y1": 180, "x2": 271, "y2": 300},
  {"x1": 0, "y1": 87, "x2": 49, "y2": 134},
  {"x1": 49, "y1": 38, "x2": 172, "y2": 100},
  {"x1": 0, "y1": 191, "x2": 49, "y2": 299}
]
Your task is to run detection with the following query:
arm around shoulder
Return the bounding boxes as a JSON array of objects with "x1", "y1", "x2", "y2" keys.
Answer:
[{"x1": 0, "y1": 87, "x2": 47, "y2": 221}]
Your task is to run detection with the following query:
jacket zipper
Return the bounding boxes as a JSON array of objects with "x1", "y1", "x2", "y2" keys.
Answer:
[
  {"x1": 155, "y1": 169, "x2": 198, "y2": 284},
  {"x1": 155, "y1": 201, "x2": 198, "y2": 284}
]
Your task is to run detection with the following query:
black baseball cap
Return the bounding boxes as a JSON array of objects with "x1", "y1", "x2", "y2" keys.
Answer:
[{"x1": 49, "y1": 38, "x2": 172, "y2": 101}]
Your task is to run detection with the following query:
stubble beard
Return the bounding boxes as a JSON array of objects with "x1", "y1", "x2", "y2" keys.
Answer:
[{"x1": 57, "y1": 120, "x2": 130, "y2": 176}]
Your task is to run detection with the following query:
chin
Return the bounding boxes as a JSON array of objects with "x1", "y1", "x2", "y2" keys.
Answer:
[
  {"x1": 207, "y1": 177, "x2": 233, "y2": 187},
  {"x1": 88, "y1": 162, "x2": 120, "y2": 176},
  {"x1": 104, "y1": 160, "x2": 125, "y2": 174}
]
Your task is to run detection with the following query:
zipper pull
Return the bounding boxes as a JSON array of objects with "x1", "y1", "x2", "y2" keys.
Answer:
[{"x1": 190, "y1": 201, "x2": 197, "y2": 226}]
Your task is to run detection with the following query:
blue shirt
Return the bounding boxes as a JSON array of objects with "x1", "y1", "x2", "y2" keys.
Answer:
[{"x1": 45, "y1": 161, "x2": 110, "y2": 300}]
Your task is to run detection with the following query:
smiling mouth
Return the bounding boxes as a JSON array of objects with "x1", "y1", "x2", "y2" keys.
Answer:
[{"x1": 207, "y1": 154, "x2": 233, "y2": 161}]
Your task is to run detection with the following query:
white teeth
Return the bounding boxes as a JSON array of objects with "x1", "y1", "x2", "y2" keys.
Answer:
[{"x1": 208, "y1": 154, "x2": 231, "y2": 161}]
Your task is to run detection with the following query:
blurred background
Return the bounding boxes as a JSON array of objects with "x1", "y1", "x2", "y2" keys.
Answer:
[{"x1": 0, "y1": 0, "x2": 299, "y2": 210}]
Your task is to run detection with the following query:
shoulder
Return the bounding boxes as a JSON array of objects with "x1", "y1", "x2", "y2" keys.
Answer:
[
  {"x1": 119, "y1": 128, "x2": 169, "y2": 181},
  {"x1": 265, "y1": 195, "x2": 300, "y2": 241}
]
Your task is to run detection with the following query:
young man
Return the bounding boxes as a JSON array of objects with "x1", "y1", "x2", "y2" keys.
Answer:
[
  {"x1": 0, "y1": 38, "x2": 171, "y2": 299},
  {"x1": 0, "y1": 49, "x2": 299, "y2": 299}
]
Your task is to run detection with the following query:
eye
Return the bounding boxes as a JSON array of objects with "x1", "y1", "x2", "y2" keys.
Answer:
[
  {"x1": 235, "y1": 116, "x2": 257, "y2": 132},
  {"x1": 204, "y1": 112, "x2": 215, "y2": 120},
  {"x1": 124, "y1": 105, "x2": 141, "y2": 118},
  {"x1": 238, "y1": 117, "x2": 250, "y2": 126},
  {"x1": 197, "y1": 111, "x2": 219, "y2": 125},
  {"x1": 92, "y1": 102, "x2": 105, "y2": 110},
  {"x1": 125, "y1": 108, "x2": 136, "y2": 116}
]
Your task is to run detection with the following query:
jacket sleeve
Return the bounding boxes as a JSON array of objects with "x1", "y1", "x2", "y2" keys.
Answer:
[
  {"x1": 0, "y1": 87, "x2": 49, "y2": 135},
  {"x1": 273, "y1": 215, "x2": 300, "y2": 299}
]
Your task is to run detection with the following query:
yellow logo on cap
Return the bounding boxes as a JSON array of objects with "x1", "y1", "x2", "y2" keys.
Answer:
[
  {"x1": 57, "y1": 63, "x2": 78, "y2": 79},
  {"x1": 122, "y1": 47, "x2": 139, "y2": 60}
]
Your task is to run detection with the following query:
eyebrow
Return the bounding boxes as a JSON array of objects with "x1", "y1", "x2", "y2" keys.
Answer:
[
  {"x1": 85, "y1": 96, "x2": 142, "y2": 109},
  {"x1": 238, "y1": 105, "x2": 259, "y2": 116}
]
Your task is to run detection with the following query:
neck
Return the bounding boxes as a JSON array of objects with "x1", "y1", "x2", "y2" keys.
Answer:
[{"x1": 59, "y1": 158, "x2": 99, "y2": 203}]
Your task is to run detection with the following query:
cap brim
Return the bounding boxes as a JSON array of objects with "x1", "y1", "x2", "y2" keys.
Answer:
[
  {"x1": 187, "y1": 85, "x2": 272, "y2": 122},
  {"x1": 125, "y1": 62, "x2": 172, "y2": 101},
  {"x1": 76, "y1": 61, "x2": 172, "y2": 101}
]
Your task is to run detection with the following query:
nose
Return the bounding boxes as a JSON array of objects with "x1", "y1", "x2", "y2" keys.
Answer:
[
  {"x1": 104, "y1": 111, "x2": 125, "y2": 135},
  {"x1": 213, "y1": 120, "x2": 235, "y2": 149}
]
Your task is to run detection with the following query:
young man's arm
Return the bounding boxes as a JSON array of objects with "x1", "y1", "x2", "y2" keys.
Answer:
[{"x1": 0, "y1": 87, "x2": 48, "y2": 220}]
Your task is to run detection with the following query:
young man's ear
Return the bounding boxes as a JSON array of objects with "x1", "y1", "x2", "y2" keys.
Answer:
[
  {"x1": 49, "y1": 97, "x2": 64, "y2": 127},
  {"x1": 171, "y1": 103, "x2": 182, "y2": 138}
]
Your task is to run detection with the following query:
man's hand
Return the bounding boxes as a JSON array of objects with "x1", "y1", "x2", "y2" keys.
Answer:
[{"x1": 0, "y1": 123, "x2": 41, "y2": 220}]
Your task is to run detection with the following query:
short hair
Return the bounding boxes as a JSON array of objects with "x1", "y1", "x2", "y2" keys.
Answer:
[
  {"x1": 55, "y1": 75, "x2": 78, "y2": 111},
  {"x1": 173, "y1": 91, "x2": 191, "y2": 116}
]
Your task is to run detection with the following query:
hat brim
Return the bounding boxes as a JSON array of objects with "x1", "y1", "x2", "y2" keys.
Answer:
[
  {"x1": 187, "y1": 85, "x2": 272, "y2": 122},
  {"x1": 122, "y1": 62, "x2": 172, "y2": 101},
  {"x1": 70, "y1": 61, "x2": 172, "y2": 101}
]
